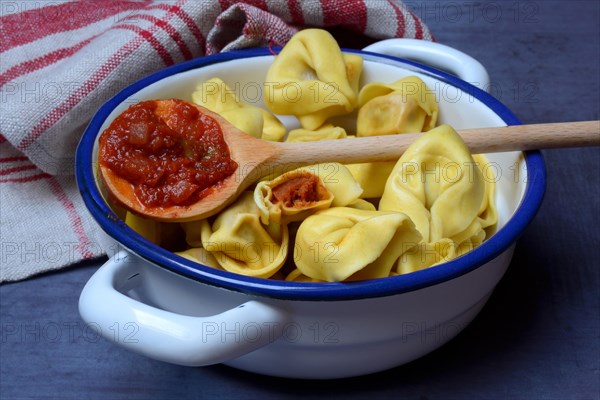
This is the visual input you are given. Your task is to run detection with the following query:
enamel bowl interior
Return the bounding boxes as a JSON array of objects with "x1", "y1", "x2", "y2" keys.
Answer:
[{"x1": 76, "y1": 48, "x2": 546, "y2": 301}]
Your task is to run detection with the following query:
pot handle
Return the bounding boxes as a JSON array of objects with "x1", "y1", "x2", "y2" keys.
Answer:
[
  {"x1": 362, "y1": 38, "x2": 490, "y2": 91},
  {"x1": 79, "y1": 251, "x2": 289, "y2": 366}
]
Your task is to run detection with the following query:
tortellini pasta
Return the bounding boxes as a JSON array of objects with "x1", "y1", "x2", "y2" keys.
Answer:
[
  {"x1": 472, "y1": 153, "x2": 499, "y2": 236},
  {"x1": 125, "y1": 211, "x2": 161, "y2": 244},
  {"x1": 379, "y1": 124, "x2": 498, "y2": 273},
  {"x1": 380, "y1": 124, "x2": 485, "y2": 242},
  {"x1": 344, "y1": 162, "x2": 396, "y2": 199},
  {"x1": 293, "y1": 207, "x2": 421, "y2": 282},
  {"x1": 254, "y1": 169, "x2": 333, "y2": 225},
  {"x1": 263, "y1": 29, "x2": 362, "y2": 130},
  {"x1": 347, "y1": 77, "x2": 437, "y2": 199},
  {"x1": 357, "y1": 76, "x2": 438, "y2": 136},
  {"x1": 254, "y1": 163, "x2": 363, "y2": 224},
  {"x1": 346, "y1": 198, "x2": 377, "y2": 211},
  {"x1": 176, "y1": 247, "x2": 222, "y2": 270},
  {"x1": 286, "y1": 124, "x2": 348, "y2": 142},
  {"x1": 192, "y1": 77, "x2": 286, "y2": 141},
  {"x1": 125, "y1": 211, "x2": 183, "y2": 250},
  {"x1": 197, "y1": 192, "x2": 289, "y2": 278},
  {"x1": 285, "y1": 268, "x2": 323, "y2": 283}
]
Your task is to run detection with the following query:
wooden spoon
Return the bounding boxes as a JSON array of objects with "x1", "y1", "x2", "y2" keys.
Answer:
[{"x1": 99, "y1": 100, "x2": 599, "y2": 222}]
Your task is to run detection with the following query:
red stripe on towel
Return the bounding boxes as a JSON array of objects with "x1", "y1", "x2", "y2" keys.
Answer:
[
  {"x1": 0, "y1": 36, "x2": 97, "y2": 87},
  {"x1": 0, "y1": 1, "x2": 149, "y2": 52},
  {"x1": 0, "y1": 156, "x2": 29, "y2": 163},
  {"x1": 0, "y1": 172, "x2": 50, "y2": 183},
  {"x1": 125, "y1": 13, "x2": 193, "y2": 60},
  {"x1": 113, "y1": 24, "x2": 174, "y2": 65},
  {"x1": 218, "y1": 0, "x2": 268, "y2": 11},
  {"x1": 411, "y1": 11, "x2": 424, "y2": 39},
  {"x1": 153, "y1": 3, "x2": 207, "y2": 54},
  {"x1": 322, "y1": 0, "x2": 367, "y2": 32},
  {"x1": 387, "y1": 0, "x2": 406, "y2": 37},
  {"x1": 0, "y1": 165, "x2": 37, "y2": 176},
  {"x1": 287, "y1": 0, "x2": 304, "y2": 24},
  {"x1": 47, "y1": 177, "x2": 95, "y2": 259}
]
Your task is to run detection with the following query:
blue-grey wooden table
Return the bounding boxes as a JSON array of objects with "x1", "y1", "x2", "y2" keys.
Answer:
[{"x1": 2, "y1": 1, "x2": 598, "y2": 399}]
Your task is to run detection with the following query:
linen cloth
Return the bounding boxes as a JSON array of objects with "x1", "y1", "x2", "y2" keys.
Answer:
[{"x1": 0, "y1": 0, "x2": 432, "y2": 282}]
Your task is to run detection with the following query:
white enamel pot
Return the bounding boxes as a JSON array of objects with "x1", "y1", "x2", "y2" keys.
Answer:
[{"x1": 76, "y1": 39, "x2": 546, "y2": 379}]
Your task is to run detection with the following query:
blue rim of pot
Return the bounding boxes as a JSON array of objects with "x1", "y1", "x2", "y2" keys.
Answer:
[{"x1": 76, "y1": 47, "x2": 546, "y2": 301}]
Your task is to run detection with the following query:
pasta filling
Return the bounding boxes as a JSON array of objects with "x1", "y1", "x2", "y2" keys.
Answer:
[{"x1": 272, "y1": 173, "x2": 327, "y2": 207}]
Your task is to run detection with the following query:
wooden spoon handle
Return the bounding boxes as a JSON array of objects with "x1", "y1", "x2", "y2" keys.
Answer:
[
  {"x1": 274, "y1": 121, "x2": 600, "y2": 165},
  {"x1": 457, "y1": 121, "x2": 600, "y2": 152}
]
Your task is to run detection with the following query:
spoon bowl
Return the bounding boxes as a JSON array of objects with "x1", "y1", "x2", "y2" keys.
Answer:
[{"x1": 99, "y1": 100, "x2": 280, "y2": 221}]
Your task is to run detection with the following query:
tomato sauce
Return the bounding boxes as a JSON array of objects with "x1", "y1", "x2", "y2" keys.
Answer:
[{"x1": 98, "y1": 99, "x2": 238, "y2": 208}]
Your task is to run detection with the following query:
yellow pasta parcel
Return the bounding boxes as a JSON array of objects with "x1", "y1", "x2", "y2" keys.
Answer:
[
  {"x1": 286, "y1": 124, "x2": 348, "y2": 142},
  {"x1": 263, "y1": 29, "x2": 362, "y2": 130},
  {"x1": 175, "y1": 247, "x2": 222, "y2": 270},
  {"x1": 285, "y1": 268, "x2": 324, "y2": 282},
  {"x1": 254, "y1": 162, "x2": 363, "y2": 225},
  {"x1": 380, "y1": 124, "x2": 485, "y2": 242},
  {"x1": 294, "y1": 207, "x2": 421, "y2": 282},
  {"x1": 379, "y1": 124, "x2": 498, "y2": 273},
  {"x1": 344, "y1": 161, "x2": 396, "y2": 199},
  {"x1": 345, "y1": 198, "x2": 377, "y2": 211},
  {"x1": 199, "y1": 192, "x2": 289, "y2": 279},
  {"x1": 192, "y1": 77, "x2": 286, "y2": 141},
  {"x1": 125, "y1": 211, "x2": 162, "y2": 244},
  {"x1": 472, "y1": 153, "x2": 499, "y2": 236},
  {"x1": 357, "y1": 76, "x2": 438, "y2": 136}
]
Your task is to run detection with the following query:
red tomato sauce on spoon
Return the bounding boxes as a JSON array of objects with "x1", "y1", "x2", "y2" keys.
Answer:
[{"x1": 98, "y1": 99, "x2": 238, "y2": 208}]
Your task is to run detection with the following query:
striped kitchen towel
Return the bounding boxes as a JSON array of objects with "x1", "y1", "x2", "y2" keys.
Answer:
[{"x1": 0, "y1": 0, "x2": 432, "y2": 282}]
